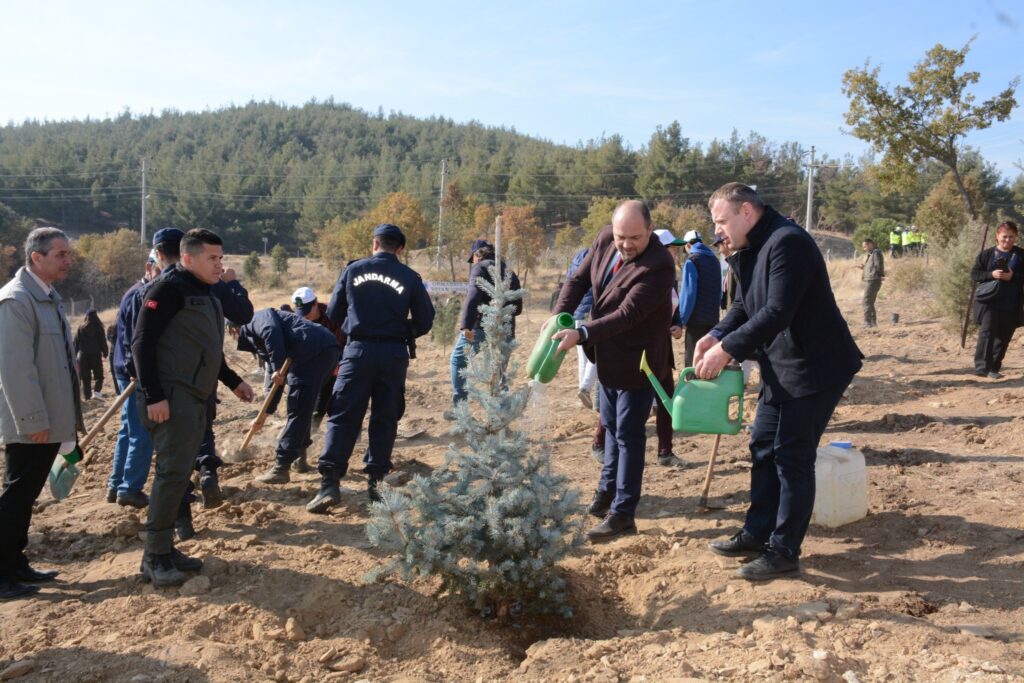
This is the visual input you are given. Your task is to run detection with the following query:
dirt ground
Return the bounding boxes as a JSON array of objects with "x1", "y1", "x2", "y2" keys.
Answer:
[{"x1": 0, "y1": 251, "x2": 1021, "y2": 682}]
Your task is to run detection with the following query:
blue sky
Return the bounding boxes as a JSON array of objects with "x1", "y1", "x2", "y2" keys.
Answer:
[{"x1": 2, "y1": 0, "x2": 1021, "y2": 178}]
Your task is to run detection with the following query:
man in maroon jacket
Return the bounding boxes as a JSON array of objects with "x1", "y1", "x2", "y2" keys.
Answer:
[{"x1": 553, "y1": 200, "x2": 675, "y2": 541}]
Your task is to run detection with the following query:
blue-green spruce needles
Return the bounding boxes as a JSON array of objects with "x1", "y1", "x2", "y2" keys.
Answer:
[{"x1": 366, "y1": 264, "x2": 584, "y2": 619}]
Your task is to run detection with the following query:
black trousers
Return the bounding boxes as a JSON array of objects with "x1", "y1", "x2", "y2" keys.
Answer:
[
  {"x1": 684, "y1": 323, "x2": 715, "y2": 367},
  {"x1": 79, "y1": 352, "x2": 104, "y2": 398},
  {"x1": 0, "y1": 442, "x2": 59, "y2": 575},
  {"x1": 974, "y1": 309, "x2": 1018, "y2": 374},
  {"x1": 744, "y1": 382, "x2": 848, "y2": 559}
]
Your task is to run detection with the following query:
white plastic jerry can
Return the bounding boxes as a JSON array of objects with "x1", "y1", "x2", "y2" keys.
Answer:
[{"x1": 811, "y1": 440, "x2": 868, "y2": 528}]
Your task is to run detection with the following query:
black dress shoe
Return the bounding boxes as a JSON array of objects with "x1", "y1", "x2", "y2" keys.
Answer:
[
  {"x1": 0, "y1": 579, "x2": 40, "y2": 600},
  {"x1": 736, "y1": 549, "x2": 800, "y2": 581},
  {"x1": 708, "y1": 530, "x2": 765, "y2": 557},
  {"x1": 587, "y1": 490, "x2": 613, "y2": 518},
  {"x1": 106, "y1": 488, "x2": 117, "y2": 504},
  {"x1": 116, "y1": 490, "x2": 149, "y2": 509},
  {"x1": 11, "y1": 565, "x2": 59, "y2": 583},
  {"x1": 586, "y1": 514, "x2": 637, "y2": 542}
]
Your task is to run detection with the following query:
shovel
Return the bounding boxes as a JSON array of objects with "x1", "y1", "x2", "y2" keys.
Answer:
[
  {"x1": 235, "y1": 357, "x2": 292, "y2": 457},
  {"x1": 48, "y1": 380, "x2": 138, "y2": 501},
  {"x1": 697, "y1": 433, "x2": 726, "y2": 512}
]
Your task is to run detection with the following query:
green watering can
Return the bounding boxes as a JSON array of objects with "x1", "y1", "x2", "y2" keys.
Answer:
[
  {"x1": 640, "y1": 351, "x2": 744, "y2": 435},
  {"x1": 526, "y1": 313, "x2": 575, "y2": 383}
]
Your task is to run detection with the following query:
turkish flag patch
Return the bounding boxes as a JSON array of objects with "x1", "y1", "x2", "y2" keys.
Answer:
[{"x1": 145, "y1": 300, "x2": 159, "y2": 310}]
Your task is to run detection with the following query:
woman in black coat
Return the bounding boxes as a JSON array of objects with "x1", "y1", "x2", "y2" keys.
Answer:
[{"x1": 971, "y1": 221, "x2": 1024, "y2": 379}]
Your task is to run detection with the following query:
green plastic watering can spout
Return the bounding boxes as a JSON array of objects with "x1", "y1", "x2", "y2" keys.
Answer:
[{"x1": 640, "y1": 351, "x2": 673, "y2": 411}]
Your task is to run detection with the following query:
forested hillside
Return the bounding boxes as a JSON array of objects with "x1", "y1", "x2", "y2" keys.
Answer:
[{"x1": 1, "y1": 100, "x2": 1021, "y2": 258}]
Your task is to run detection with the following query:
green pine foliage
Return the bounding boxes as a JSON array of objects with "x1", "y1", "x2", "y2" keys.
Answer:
[
  {"x1": 367, "y1": 267, "x2": 584, "y2": 618},
  {"x1": 243, "y1": 251, "x2": 262, "y2": 283},
  {"x1": 270, "y1": 243, "x2": 289, "y2": 274},
  {"x1": 430, "y1": 296, "x2": 462, "y2": 353}
]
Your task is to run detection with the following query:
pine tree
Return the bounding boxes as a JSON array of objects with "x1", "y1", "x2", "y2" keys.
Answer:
[{"x1": 366, "y1": 267, "x2": 584, "y2": 618}]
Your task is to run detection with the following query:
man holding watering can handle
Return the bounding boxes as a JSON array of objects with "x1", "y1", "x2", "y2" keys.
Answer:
[
  {"x1": 552, "y1": 200, "x2": 675, "y2": 542},
  {"x1": 693, "y1": 183, "x2": 862, "y2": 581}
]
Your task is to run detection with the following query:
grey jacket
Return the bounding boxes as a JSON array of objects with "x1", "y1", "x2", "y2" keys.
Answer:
[
  {"x1": 863, "y1": 248, "x2": 885, "y2": 282},
  {"x1": 0, "y1": 267, "x2": 83, "y2": 445}
]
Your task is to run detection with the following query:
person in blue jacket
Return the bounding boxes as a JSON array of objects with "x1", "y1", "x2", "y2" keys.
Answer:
[
  {"x1": 106, "y1": 251, "x2": 157, "y2": 509},
  {"x1": 676, "y1": 230, "x2": 722, "y2": 366},
  {"x1": 241, "y1": 307, "x2": 341, "y2": 484},
  {"x1": 308, "y1": 224, "x2": 434, "y2": 513}
]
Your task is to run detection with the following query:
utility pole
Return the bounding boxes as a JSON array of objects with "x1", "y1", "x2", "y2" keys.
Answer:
[
  {"x1": 804, "y1": 146, "x2": 815, "y2": 232},
  {"x1": 140, "y1": 157, "x2": 147, "y2": 245},
  {"x1": 436, "y1": 158, "x2": 448, "y2": 269}
]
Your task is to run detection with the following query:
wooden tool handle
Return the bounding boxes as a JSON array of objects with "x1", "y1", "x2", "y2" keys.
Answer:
[
  {"x1": 240, "y1": 358, "x2": 292, "y2": 452},
  {"x1": 80, "y1": 380, "x2": 138, "y2": 466},
  {"x1": 698, "y1": 433, "x2": 722, "y2": 507}
]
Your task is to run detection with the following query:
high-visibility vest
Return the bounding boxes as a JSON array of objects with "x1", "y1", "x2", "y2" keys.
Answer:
[
  {"x1": 889, "y1": 230, "x2": 901, "y2": 245},
  {"x1": 910, "y1": 231, "x2": 923, "y2": 244},
  {"x1": 901, "y1": 231, "x2": 912, "y2": 246}
]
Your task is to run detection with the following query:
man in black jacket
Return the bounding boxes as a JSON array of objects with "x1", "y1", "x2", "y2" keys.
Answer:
[
  {"x1": 695, "y1": 183, "x2": 862, "y2": 581},
  {"x1": 132, "y1": 229, "x2": 255, "y2": 586},
  {"x1": 446, "y1": 240, "x2": 522, "y2": 417}
]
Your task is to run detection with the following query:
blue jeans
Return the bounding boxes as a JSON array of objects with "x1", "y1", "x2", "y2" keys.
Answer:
[
  {"x1": 449, "y1": 330, "x2": 482, "y2": 405},
  {"x1": 107, "y1": 375, "x2": 153, "y2": 495},
  {"x1": 743, "y1": 382, "x2": 849, "y2": 559},
  {"x1": 598, "y1": 383, "x2": 655, "y2": 518}
]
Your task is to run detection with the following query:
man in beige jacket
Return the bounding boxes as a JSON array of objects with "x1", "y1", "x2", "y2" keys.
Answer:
[{"x1": 0, "y1": 227, "x2": 82, "y2": 600}]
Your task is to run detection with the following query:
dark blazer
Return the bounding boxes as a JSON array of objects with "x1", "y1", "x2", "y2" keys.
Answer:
[
  {"x1": 971, "y1": 245, "x2": 1024, "y2": 327},
  {"x1": 715, "y1": 206, "x2": 862, "y2": 404},
  {"x1": 555, "y1": 226, "x2": 675, "y2": 390}
]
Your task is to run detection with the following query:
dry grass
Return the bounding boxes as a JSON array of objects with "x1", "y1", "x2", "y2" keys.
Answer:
[{"x1": 886, "y1": 257, "x2": 930, "y2": 295}]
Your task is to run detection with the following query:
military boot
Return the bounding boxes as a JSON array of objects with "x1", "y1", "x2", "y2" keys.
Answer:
[
  {"x1": 256, "y1": 463, "x2": 290, "y2": 484},
  {"x1": 140, "y1": 553, "x2": 187, "y2": 587},
  {"x1": 169, "y1": 547, "x2": 204, "y2": 573},
  {"x1": 291, "y1": 450, "x2": 311, "y2": 474},
  {"x1": 306, "y1": 477, "x2": 341, "y2": 514},
  {"x1": 174, "y1": 502, "x2": 196, "y2": 542}
]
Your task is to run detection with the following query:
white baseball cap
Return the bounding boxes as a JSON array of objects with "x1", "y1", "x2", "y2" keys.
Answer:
[
  {"x1": 292, "y1": 287, "x2": 316, "y2": 305},
  {"x1": 654, "y1": 229, "x2": 680, "y2": 247},
  {"x1": 682, "y1": 230, "x2": 702, "y2": 244}
]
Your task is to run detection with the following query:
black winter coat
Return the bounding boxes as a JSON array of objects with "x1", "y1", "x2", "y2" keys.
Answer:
[
  {"x1": 971, "y1": 245, "x2": 1024, "y2": 327},
  {"x1": 714, "y1": 206, "x2": 862, "y2": 404}
]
